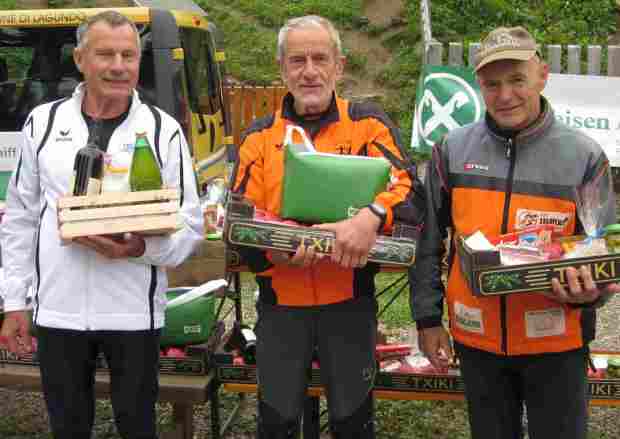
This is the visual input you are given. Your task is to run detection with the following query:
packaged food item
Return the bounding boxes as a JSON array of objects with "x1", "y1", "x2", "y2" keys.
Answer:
[
  {"x1": 562, "y1": 237, "x2": 608, "y2": 259},
  {"x1": 558, "y1": 235, "x2": 587, "y2": 254},
  {"x1": 608, "y1": 357, "x2": 620, "y2": 378},
  {"x1": 497, "y1": 244, "x2": 548, "y2": 266},
  {"x1": 101, "y1": 151, "x2": 131, "y2": 192},
  {"x1": 492, "y1": 225, "x2": 554, "y2": 248},
  {"x1": 603, "y1": 223, "x2": 620, "y2": 254}
]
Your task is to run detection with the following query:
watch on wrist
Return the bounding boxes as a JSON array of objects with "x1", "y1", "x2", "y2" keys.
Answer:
[{"x1": 367, "y1": 202, "x2": 387, "y2": 231}]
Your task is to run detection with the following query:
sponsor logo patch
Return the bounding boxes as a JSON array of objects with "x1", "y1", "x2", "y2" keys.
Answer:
[
  {"x1": 464, "y1": 163, "x2": 489, "y2": 171},
  {"x1": 454, "y1": 302, "x2": 484, "y2": 334},
  {"x1": 525, "y1": 308, "x2": 566, "y2": 338},
  {"x1": 515, "y1": 209, "x2": 571, "y2": 231}
]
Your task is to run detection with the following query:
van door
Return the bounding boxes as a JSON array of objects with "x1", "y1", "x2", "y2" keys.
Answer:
[{"x1": 179, "y1": 26, "x2": 227, "y2": 194}]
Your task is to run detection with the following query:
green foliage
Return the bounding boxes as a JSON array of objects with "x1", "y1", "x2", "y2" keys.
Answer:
[
  {"x1": 199, "y1": 2, "x2": 280, "y2": 84},
  {"x1": 421, "y1": 0, "x2": 617, "y2": 46},
  {"x1": 201, "y1": 0, "x2": 364, "y2": 30},
  {"x1": 344, "y1": 49, "x2": 367, "y2": 74}
]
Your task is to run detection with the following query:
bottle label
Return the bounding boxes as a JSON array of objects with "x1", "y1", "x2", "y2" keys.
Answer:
[
  {"x1": 86, "y1": 178, "x2": 102, "y2": 195},
  {"x1": 69, "y1": 173, "x2": 77, "y2": 194}
]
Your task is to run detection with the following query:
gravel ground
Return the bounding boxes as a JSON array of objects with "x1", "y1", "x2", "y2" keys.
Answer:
[{"x1": 1, "y1": 291, "x2": 619, "y2": 438}]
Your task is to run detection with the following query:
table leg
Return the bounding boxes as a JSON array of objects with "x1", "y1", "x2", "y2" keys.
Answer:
[
  {"x1": 166, "y1": 403, "x2": 193, "y2": 439},
  {"x1": 210, "y1": 380, "x2": 221, "y2": 439}
]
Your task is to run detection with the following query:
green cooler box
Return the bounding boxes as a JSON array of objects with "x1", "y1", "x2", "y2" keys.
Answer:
[{"x1": 161, "y1": 287, "x2": 217, "y2": 347}]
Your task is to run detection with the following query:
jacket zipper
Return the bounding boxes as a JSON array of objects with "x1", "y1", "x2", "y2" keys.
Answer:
[
  {"x1": 311, "y1": 266, "x2": 318, "y2": 305},
  {"x1": 500, "y1": 137, "x2": 517, "y2": 354}
]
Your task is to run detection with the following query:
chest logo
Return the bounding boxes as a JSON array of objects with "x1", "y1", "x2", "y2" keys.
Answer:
[
  {"x1": 515, "y1": 209, "x2": 571, "y2": 231},
  {"x1": 464, "y1": 163, "x2": 489, "y2": 171},
  {"x1": 55, "y1": 128, "x2": 72, "y2": 142}
]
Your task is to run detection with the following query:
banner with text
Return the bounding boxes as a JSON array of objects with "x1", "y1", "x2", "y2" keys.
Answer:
[
  {"x1": 0, "y1": 132, "x2": 22, "y2": 201},
  {"x1": 543, "y1": 73, "x2": 620, "y2": 167},
  {"x1": 411, "y1": 67, "x2": 620, "y2": 167}
]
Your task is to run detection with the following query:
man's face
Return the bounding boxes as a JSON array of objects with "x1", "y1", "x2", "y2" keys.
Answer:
[
  {"x1": 280, "y1": 26, "x2": 344, "y2": 117},
  {"x1": 74, "y1": 22, "x2": 140, "y2": 104},
  {"x1": 477, "y1": 57, "x2": 549, "y2": 131}
]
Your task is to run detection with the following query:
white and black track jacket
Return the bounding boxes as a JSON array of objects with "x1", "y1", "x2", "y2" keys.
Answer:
[{"x1": 1, "y1": 85, "x2": 204, "y2": 331}]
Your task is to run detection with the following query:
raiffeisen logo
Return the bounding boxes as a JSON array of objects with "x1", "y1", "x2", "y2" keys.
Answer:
[
  {"x1": 416, "y1": 72, "x2": 483, "y2": 148},
  {"x1": 416, "y1": 72, "x2": 483, "y2": 145}
]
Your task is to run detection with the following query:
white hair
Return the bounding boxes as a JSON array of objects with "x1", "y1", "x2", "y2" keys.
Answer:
[
  {"x1": 277, "y1": 15, "x2": 342, "y2": 61},
  {"x1": 76, "y1": 10, "x2": 140, "y2": 51}
]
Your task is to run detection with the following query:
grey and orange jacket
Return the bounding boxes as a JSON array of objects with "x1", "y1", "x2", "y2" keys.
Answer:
[
  {"x1": 411, "y1": 97, "x2": 616, "y2": 356},
  {"x1": 232, "y1": 93, "x2": 424, "y2": 306}
]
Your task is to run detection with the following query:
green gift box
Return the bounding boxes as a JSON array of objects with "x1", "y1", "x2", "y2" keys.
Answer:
[{"x1": 280, "y1": 127, "x2": 390, "y2": 223}]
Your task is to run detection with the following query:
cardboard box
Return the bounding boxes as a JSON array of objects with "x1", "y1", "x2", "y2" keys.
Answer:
[
  {"x1": 456, "y1": 236, "x2": 620, "y2": 296},
  {"x1": 57, "y1": 189, "x2": 181, "y2": 240},
  {"x1": 0, "y1": 344, "x2": 210, "y2": 376},
  {"x1": 215, "y1": 353, "x2": 620, "y2": 401},
  {"x1": 225, "y1": 196, "x2": 418, "y2": 267}
]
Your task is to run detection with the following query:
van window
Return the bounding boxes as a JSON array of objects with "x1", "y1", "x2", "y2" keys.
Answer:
[
  {"x1": 0, "y1": 27, "x2": 80, "y2": 131},
  {"x1": 179, "y1": 27, "x2": 222, "y2": 115}
]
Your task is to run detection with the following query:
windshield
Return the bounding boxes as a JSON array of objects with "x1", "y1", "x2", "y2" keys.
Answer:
[{"x1": 0, "y1": 25, "x2": 153, "y2": 132}]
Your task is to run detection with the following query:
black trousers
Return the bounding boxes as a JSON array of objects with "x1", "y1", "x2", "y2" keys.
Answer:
[
  {"x1": 255, "y1": 296, "x2": 377, "y2": 437},
  {"x1": 454, "y1": 342, "x2": 589, "y2": 439},
  {"x1": 36, "y1": 326, "x2": 161, "y2": 439}
]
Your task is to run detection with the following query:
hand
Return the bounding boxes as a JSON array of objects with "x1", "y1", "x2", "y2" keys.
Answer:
[
  {"x1": 269, "y1": 243, "x2": 325, "y2": 268},
  {"x1": 546, "y1": 265, "x2": 619, "y2": 305},
  {"x1": 0, "y1": 311, "x2": 33, "y2": 355},
  {"x1": 74, "y1": 232, "x2": 146, "y2": 259},
  {"x1": 418, "y1": 326, "x2": 453, "y2": 370},
  {"x1": 314, "y1": 207, "x2": 380, "y2": 269}
]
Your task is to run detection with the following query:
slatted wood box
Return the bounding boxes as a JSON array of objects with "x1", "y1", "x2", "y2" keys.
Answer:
[{"x1": 57, "y1": 189, "x2": 181, "y2": 240}]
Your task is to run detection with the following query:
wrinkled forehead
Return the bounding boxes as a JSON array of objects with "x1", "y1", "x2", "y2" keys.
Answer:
[
  {"x1": 476, "y1": 58, "x2": 536, "y2": 80},
  {"x1": 283, "y1": 27, "x2": 337, "y2": 57}
]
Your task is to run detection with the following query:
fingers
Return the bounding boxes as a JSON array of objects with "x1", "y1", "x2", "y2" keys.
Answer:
[
  {"x1": 419, "y1": 327, "x2": 452, "y2": 370},
  {"x1": 74, "y1": 234, "x2": 144, "y2": 259},
  {"x1": 549, "y1": 266, "x2": 601, "y2": 304},
  {"x1": 288, "y1": 243, "x2": 323, "y2": 268}
]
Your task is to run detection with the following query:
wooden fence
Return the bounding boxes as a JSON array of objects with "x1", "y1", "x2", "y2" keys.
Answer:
[
  {"x1": 425, "y1": 41, "x2": 620, "y2": 76},
  {"x1": 223, "y1": 85, "x2": 287, "y2": 146}
]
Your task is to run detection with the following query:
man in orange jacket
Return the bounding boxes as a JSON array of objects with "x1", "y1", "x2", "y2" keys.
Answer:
[
  {"x1": 411, "y1": 25, "x2": 620, "y2": 439},
  {"x1": 232, "y1": 15, "x2": 424, "y2": 439}
]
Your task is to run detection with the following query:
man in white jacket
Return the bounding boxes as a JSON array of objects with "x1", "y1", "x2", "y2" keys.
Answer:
[{"x1": 0, "y1": 11, "x2": 203, "y2": 439}]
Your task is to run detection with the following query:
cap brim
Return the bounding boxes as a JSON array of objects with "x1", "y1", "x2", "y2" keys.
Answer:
[{"x1": 475, "y1": 49, "x2": 537, "y2": 72}]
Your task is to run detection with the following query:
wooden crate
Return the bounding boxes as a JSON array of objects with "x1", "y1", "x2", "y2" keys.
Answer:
[{"x1": 57, "y1": 189, "x2": 181, "y2": 240}]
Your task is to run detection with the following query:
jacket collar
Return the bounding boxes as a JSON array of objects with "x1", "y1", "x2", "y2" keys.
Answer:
[
  {"x1": 486, "y1": 96, "x2": 555, "y2": 145},
  {"x1": 73, "y1": 82, "x2": 142, "y2": 118},
  {"x1": 281, "y1": 92, "x2": 340, "y2": 128}
]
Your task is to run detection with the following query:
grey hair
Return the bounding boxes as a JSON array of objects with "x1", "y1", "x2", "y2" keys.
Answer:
[
  {"x1": 277, "y1": 15, "x2": 342, "y2": 61},
  {"x1": 76, "y1": 10, "x2": 140, "y2": 50}
]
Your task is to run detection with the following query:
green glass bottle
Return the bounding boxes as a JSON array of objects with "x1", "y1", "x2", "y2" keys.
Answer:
[{"x1": 129, "y1": 132, "x2": 163, "y2": 191}]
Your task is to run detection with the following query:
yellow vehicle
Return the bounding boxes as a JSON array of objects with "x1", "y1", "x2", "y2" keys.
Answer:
[{"x1": 0, "y1": 0, "x2": 233, "y2": 198}]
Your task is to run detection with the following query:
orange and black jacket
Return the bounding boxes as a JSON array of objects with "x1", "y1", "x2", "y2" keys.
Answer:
[
  {"x1": 232, "y1": 93, "x2": 424, "y2": 306},
  {"x1": 411, "y1": 98, "x2": 616, "y2": 355}
]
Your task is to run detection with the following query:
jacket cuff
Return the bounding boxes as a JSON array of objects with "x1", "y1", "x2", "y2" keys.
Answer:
[
  {"x1": 567, "y1": 292, "x2": 612, "y2": 309},
  {"x1": 3, "y1": 298, "x2": 28, "y2": 312},
  {"x1": 416, "y1": 316, "x2": 443, "y2": 330}
]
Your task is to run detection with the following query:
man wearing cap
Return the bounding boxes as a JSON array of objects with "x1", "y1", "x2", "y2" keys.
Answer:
[{"x1": 411, "y1": 26, "x2": 620, "y2": 439}]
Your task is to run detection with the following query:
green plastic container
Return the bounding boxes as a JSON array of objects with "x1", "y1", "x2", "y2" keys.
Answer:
[{"x1": 161, "y1": 287, "x2": 216, "y2": 347}]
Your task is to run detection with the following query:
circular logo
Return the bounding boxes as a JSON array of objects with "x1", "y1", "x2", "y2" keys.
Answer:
[{"x1": 416, "y1": 72, "x2": 483, "y2": 147}]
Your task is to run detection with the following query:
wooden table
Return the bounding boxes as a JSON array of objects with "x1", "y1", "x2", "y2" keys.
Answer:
[
  {"x1": 0, "y1": 364, "x2": 214, "y2": 439},
  {"x1": 213, "y1": 358, "x2": 620, "y2": 439}
]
